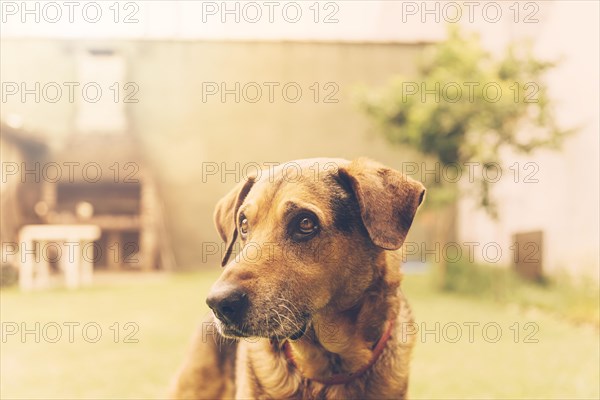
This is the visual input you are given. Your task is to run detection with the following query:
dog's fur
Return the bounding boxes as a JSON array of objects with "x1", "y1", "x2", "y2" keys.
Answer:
[{"x1": 169, "y1": 158, "x2": 425, "y2": 399}]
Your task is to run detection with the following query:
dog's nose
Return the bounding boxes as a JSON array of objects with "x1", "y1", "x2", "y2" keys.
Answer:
[{"x1": 206, "y1": 286, "x2": 248, "y2": 324}]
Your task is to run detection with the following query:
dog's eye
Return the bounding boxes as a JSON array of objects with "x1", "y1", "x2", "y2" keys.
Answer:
[
  {"x1": 240, "y1": 217, "x2": 249, "y2": 238},
  {"x1": 287, "y1": 212, "x2": 319, "y2": 242},
  {"x1": 297, "y1": 216, "x2": 317, "y2": 235}
]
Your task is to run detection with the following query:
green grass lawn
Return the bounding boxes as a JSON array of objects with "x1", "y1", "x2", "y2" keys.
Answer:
[{"x1": 1, "y1": 271, "x2": 598, "y2": 399}]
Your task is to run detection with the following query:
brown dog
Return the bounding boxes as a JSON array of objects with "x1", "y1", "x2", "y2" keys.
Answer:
[{"x1": 169, "y1": 157, "x2": 425, "y2": 399}]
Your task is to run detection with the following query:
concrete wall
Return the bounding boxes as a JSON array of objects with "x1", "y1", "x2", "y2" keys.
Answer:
[{"x1": 0, "y1": 38, "x2": 428, "y2": 268}]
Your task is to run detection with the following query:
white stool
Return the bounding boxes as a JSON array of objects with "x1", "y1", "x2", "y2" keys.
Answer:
[{"x1": 18, "y1": 225, "x2": 101, "y2": 290}]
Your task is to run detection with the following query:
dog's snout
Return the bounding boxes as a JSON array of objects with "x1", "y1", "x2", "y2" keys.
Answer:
[{"x1": 206, "y1": 286, "x2": 248, "y2": 324}]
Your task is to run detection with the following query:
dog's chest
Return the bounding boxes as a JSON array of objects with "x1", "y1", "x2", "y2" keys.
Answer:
[
  {"x1": 235, "y1": 341, "x2": 405, "y2": 400},
  {"x1": 238, "y1": 373, "x2": 398, "y2": 400}
]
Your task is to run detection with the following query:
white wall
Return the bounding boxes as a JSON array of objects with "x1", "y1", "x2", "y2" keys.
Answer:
[
  {"x1": 457, "y1": 1, "x2": 600, "y2": 280},
  {"x1": 0, "y1": 0, "x2": 444, "y2": 41}
]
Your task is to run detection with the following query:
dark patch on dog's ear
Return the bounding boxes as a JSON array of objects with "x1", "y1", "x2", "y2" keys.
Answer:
[
  {"x1": 338, "y1": 158, "x2": 425, "y2": 250},
  {"x1": 214, "y1": 177, "x2": 256, "y2": 266},
  {"x1": 329, "y1": 174, "x2": 362, "y2": 234}
]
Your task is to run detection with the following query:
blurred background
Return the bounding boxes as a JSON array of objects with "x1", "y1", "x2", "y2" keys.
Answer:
[{"x1": 1, "y1": 1, "x2": 598, "y2": 399}]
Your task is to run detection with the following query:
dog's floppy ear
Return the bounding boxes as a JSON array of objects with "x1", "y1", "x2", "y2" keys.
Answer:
[
  {"x1": 338, "y1": 158, "x2": 425, "y2": 250},
  {"x1": 214, "y1": 177, "x2": 255, "y2": 267}
]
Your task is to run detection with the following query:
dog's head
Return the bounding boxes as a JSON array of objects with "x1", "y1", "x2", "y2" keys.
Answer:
[{"x1": 206, "y1": 158, "x2": 425, "y2": 339}]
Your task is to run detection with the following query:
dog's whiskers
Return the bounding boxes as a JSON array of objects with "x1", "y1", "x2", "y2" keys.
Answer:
[
  {"x1": 271, "y1": 308, "x2": 286, "y2": 334},
  {"x1": 278, "y1": 311, "x2": 301, "y2": 331},
  {"x1": 277, "y1": 296, "x2": 301, "y2": 314}
]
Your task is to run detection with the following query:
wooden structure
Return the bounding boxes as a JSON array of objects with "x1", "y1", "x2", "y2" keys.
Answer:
[
  {"x1": 36, "y1": 134, "x2": 174, "y2": 272},
  {"x1": 1, "y1": 122, "x2": 174, "y2": 289}
]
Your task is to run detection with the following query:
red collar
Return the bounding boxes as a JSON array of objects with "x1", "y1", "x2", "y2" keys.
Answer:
[{"x1": 281, "y1": 319, "x2": 395, "y2": 386}]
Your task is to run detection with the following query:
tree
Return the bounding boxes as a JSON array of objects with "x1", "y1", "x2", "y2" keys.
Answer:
[{"x1": 363, "y1": 26, "x2": 571, "y2": 217}]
